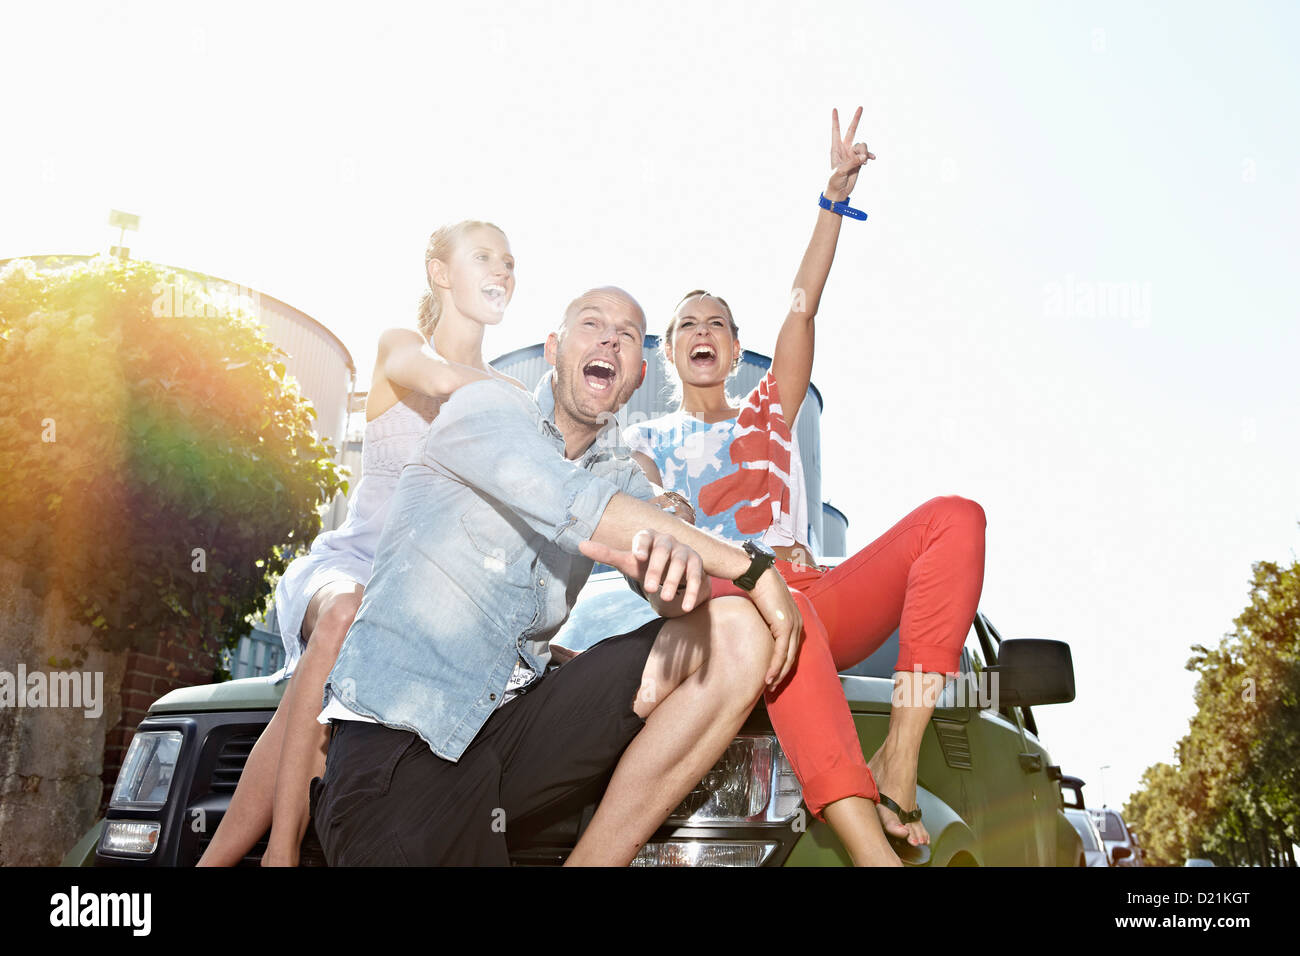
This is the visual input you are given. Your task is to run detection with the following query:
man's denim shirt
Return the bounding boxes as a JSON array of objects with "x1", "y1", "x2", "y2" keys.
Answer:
[{"x1": 323, "y1": 373, "x2": 654, "y2": 761}]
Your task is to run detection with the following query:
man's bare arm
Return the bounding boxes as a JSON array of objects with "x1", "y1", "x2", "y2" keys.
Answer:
[
  {"x1": 584, "y1": 492, "x2": 802, "y2": 687},
  {"x1": 592, "y1": 493, "x2": 747, "y2": 584},
  {"x1": 608, "y1": 530, "x2": 713, "y2": 619}
]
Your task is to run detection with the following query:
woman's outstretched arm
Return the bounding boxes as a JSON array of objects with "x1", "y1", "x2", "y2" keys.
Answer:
[
  {"x1": 378, "y1": 327, "x2": 520, "y2": 397},
  {"x1": 772, "y1": 106, "x2": 874, "y2": 422}
]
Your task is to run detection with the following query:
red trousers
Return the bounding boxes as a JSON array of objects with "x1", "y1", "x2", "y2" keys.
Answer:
[{"x1": 711, "y1": 495, "x2": 987, "y2": 819}]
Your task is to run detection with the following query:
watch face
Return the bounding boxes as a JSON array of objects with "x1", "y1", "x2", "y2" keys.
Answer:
[{"x1": 747, "y1": 540, "x2": 776, "y2": 561}]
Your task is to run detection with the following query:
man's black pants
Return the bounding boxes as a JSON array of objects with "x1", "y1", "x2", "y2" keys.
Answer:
[{"x1": 310, "y1": 619, "x2": 664, "y2": 865}]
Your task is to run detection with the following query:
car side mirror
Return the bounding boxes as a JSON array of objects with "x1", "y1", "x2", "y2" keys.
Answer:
[
  {"x1": 1112, "y1": 845, "x2": 1132, "y2": 862},
  {"x1": 986, "y1": 639, "x2": 1075, "y2": 707}
]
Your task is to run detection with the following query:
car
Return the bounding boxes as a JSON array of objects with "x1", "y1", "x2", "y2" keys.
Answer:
[
  {"x1": 1129, "y1": 826, "x2": 1148, "y2": 863},
  {"x1": 1065, "y1": 808, "x2": 1110, "y2": 867},
  {"x1": 1060, "y1": 774, "x2": 1087, "y2": 809},
  {"x1": 1184, "y1": 857, "x2": 1216, "y2": 867},
  {"x1": 67, "y1": 567, "x2": 1081, "y2": 868},
  {"x1": 1087, "y1": 807, "x2": 1144, "y2": 867}
]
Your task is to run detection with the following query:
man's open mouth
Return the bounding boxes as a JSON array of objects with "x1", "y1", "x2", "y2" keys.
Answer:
[{"x1": 583, "y1": 359, "x2": 616, "y2": 391}]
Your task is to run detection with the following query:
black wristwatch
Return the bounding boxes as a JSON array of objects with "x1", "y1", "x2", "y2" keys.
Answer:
[{"x1": 733, "y1": 540, "x2": 777, "y2": 592}]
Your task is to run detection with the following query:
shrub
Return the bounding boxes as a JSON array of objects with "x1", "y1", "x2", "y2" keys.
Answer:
[{"x1": 0, "y1": 255, "x2": 346, "y2": 672}]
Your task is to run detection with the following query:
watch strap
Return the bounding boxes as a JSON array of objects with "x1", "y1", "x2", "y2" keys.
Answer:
[
  {"x1": 819, "y1": 191, "x2": 868, "y2": 221},
  {"x1": 733, "y1": 541, "x2": 776, "y2": 592}
]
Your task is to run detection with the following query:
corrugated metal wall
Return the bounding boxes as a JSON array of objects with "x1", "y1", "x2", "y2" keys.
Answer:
[
  {"x1": 821, "y1": 503, "x2": 849, "y2": 559},
  {"x1": 251, "y1": 298, "x2": 354, "y2": 531},
  {"x1": 198, "y1": 276, "x2": 356, "y2": 532},
  {"x1": 255, "y1": 299, "x2": 353, "y2": 454},
  {"x1": 491, "y1": 336, "x2": 836, "y2": 555}
]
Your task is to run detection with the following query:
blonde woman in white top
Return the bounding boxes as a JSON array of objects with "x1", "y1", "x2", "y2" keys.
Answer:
[{"x1": 199, "y1": 221, "x2": 523, "y2": 866}]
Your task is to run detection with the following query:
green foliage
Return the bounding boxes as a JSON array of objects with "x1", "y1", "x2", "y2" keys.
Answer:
[
  {"x1": 1125, "y1": 551, "x2": 1300, "y2": 866},
  {"x1": 1124, "y1": 763, "x2": 1190, "y2": 867},
  {"x1": 0, "y1": 256, "x2": 346, "y2": 671}
]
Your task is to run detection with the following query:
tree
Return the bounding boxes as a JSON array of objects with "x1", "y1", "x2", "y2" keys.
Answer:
[
  {"x1": 1125, "y1": 762, "x2": 1188, "y2": 867},
  {"x1": 1126, "y1": 549, "x2": 1300, "y2": 866},
  {"x1": 0, "y1": 255, "x2": 345, "y2": 672}
]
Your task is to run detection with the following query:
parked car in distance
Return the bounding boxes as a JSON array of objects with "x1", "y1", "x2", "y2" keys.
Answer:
[
  {"x1": 1088, "y1": 807, "x2": 1143, "y2": 867},
  {"x1": 1065, "y1": 808, "x2": 1109, "y2": 867},
  {"x1": 1128, "y1": 826, "x2": 1147, "y2": 864},
  {"x1": 1184, "y1": 857, "x2": 1217, "y2": 867}
]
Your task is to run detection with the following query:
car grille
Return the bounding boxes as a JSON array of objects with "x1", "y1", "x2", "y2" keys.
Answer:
[
  {"x1": 191, "y1": 728, "x2": 327, "y2": 866},
  {"x1": 210, "y1": 732, "x2": 259, "y2": 793},
  {"x1": 933, "y1": 719, "x2": 973, "y2": 769}
]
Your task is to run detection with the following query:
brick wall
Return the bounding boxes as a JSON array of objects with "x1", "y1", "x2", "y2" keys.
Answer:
[{"x1": 99, "y1": 629, "x2": 220, "y2": 811}]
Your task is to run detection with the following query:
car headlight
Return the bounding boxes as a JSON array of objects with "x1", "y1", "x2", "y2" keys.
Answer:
[
  {"x1": 668, "y1": 735, "x2": 802, "y2": 825},
  {"x1": 99, "y1": 821, "x2": 163, "y2": 857},
  {"x1": 631, "y1": 842, "x2": 778, "y2": 866},
  {"x1": 110, "y1": 730, "x2": 183, "y2": 809}
]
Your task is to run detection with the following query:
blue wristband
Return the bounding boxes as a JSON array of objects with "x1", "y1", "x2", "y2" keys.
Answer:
[{"x1": 819, "y1": 192, "x2": 868, "y2": 220}]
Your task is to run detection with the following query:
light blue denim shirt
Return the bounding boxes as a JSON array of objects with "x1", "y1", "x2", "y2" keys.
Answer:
[{"x1": 324, "y1": 373, "x2": 654, "y2": 761}]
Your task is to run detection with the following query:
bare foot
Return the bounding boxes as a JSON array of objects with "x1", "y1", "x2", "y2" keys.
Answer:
[{"x1": 868, "y1": 744, "x2": 930, "y2": 847}]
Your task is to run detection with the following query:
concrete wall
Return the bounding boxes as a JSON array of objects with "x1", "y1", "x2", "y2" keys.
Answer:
[{"x1": 0, "y1": 557, "x2": 127, "y2": 866}]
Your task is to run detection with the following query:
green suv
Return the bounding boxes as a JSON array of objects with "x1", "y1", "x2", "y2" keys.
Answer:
[{"x1": 68, "y1": 571, "x2": 1080, "y2": 867}]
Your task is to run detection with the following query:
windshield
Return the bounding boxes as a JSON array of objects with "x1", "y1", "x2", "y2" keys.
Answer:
[
  {"x1": 1091, "y1": 810, "x2": 1127, "y2": 841},
  {"x1": 839, "y1": 629, "x2": 901, "y2": 679}
]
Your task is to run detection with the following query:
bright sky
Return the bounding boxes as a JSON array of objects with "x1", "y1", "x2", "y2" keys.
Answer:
[{"x1": 3, "y1": 0, "x2": 1297, "y2": 813}]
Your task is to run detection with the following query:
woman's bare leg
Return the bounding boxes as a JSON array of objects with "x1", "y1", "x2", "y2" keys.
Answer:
[
  {"x1": 795, "y1": 497, "x2": 984, "y2": 855},
  {"x1": 195, "y1": 703, "x2": 288, "y2": 866},
  {"x1": 195, "y1": 582, "x2": 361, "y2": 867},
  {"x1": 823, "y1": 796, "x2": 903, "y2": 866},
  {"x1": 867, "y1": 670, "x2": 947, "y2": 846},
  {"x1": 566, "y1": 597, "x2": 770, "y2": 866},
  {"x1": 260, "y1": 584, "x2": 363, "y2": 867}
]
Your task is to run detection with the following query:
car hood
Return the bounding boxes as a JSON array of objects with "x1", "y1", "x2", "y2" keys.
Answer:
[{"x1": 150, "y1": 675, "x2": 285, "y2": 714}]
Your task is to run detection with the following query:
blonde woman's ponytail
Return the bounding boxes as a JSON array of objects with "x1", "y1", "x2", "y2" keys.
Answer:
[{"x1": 416, "y1": 289, "x2": 439, "y2": 339}]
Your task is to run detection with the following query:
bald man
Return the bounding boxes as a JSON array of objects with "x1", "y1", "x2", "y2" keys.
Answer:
[{"x1": 312, "y1": 287, "x2": 802, "y2": 866}]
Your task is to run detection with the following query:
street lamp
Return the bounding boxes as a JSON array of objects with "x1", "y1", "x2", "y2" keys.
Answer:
[{"x1": 108, "y1": 209, "x2": 140, "y2": 260}]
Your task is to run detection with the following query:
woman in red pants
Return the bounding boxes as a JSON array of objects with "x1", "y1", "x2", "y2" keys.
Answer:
[{"x1": 624, "y1": 108, "x2": 987, "y2": 866}]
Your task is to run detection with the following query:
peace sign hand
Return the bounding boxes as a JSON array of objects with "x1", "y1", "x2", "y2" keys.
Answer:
[{"x1": 827, "y1": 106, "x2": 875, "y2": 202}]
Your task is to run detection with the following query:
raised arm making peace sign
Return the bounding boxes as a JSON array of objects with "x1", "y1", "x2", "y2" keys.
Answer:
[{"x1": 617, "y1": 106, "x2": 989, "y2": 866}]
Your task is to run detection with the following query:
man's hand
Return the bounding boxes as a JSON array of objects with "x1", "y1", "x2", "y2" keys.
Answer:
[
  {"x1": 825, "y1": 106, "x2": 875, "y2": 202},
  {"x1": 549, "y1": 644, "x2": 582, "y2": 665},
  {"x1": 748, "y1": 567, "x2": 803, "y2": 689},
  {"x1": 579, "y1": 530, "x2": 708, "y2": 614}
]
